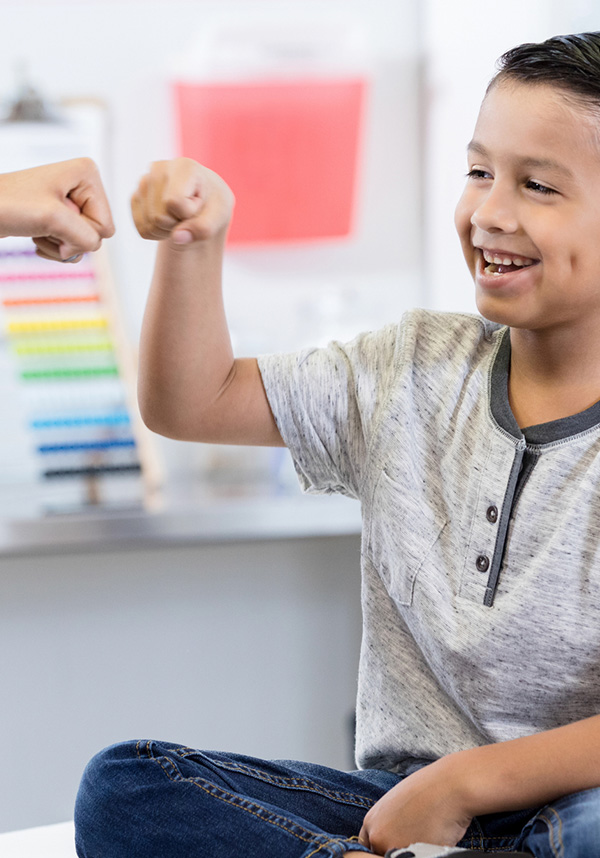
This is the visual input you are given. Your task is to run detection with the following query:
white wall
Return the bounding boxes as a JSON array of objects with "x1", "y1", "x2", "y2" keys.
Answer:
[{"x1": 0, "y1": 533, "x2": 362, "y2": 832}]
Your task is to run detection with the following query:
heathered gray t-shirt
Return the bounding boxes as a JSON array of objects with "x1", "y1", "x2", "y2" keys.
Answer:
[{"x1": 257, "y1": 308, "x2": 600, "y2": 772}]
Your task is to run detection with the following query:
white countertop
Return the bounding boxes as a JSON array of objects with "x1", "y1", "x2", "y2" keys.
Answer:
[{"x1": 0, "y1": 492, "x2": 362, "y2": 556}]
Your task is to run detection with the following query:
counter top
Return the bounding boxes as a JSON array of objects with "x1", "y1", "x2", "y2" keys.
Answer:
[{"x1": 0, "y1": 492, "x2": 362, "y2": 557}]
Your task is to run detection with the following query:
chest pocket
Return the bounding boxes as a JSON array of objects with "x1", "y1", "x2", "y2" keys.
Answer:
[{"x1": 365, "y1": 467, "x2": 447, "y2": 607}]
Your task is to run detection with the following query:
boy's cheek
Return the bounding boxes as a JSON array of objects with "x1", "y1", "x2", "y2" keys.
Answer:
[
  {"x1": 453, "y1": 203, "x2": 475, "y2": 269},
  {"x1": 453, "y1": 194, "x2": 471, "y2": 238}
]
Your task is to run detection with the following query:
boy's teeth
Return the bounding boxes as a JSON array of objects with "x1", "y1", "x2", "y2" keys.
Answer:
[{"x1": 481, "y1": 250, "x2": 534, "y2": 268}]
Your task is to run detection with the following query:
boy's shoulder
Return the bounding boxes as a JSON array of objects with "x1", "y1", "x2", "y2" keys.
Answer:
[
  {"x1": 337, "y1": 309, "x2": 503, "y2": 384},
  {"x1": 403, "y1": 307, "x2": 502, "y2": 340},
  {"x1": 397, "y1": 307, "x2": 505, "y2": 362}
]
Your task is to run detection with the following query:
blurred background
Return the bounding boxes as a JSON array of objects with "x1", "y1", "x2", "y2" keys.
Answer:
[{"x1": 0, "y1": 0, "x2": 596, "y2": 834}]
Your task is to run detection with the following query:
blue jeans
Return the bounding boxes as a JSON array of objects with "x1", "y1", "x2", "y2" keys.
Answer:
[{"x1": 74, "y1": 740, "x2": 600, "y2": 857}]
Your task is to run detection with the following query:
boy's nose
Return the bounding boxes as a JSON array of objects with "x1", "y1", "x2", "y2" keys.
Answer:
[{"x1": 471, "y1": 187, "x2": 518, "y2": 234}]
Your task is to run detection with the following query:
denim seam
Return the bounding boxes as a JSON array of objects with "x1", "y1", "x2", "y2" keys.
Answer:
[
  {"x1": 464, "y1": 817, "x2": 483, "y2": 850},
  {"x1": 304, "y1": 837, "x2": 354, "y2": 858},
  {"x1": 345, "y1": 835, "x2": 370, "y2": 850},
  {"x1": 136, "y1": 742, "x2": 354, "y2": 858},
  {"x1": 463, "y1": 835, "x2": 514, "y2": 851},
  {"x1": 188, "y1": 752, "x2": 375, "y2": 810},
  {"x1": 467, "y1": 836, "x2": 517, "y2": 843},
  {"x1": 537, "y1": 807, "x2": 564, "y2": 858}
]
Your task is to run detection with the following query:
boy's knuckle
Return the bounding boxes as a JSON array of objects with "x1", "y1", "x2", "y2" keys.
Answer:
[
  {"x1": 154, "y1": 213, "x2": 175, "y2": 231},
  {"x1": 164, "y1": 196, "x2": 187, "y2": 218},
  {"x1": 149, "y1": 160, "x2": 168, "y2": 178},
  {"x1": 194, "y1": 222, "x2": 218, "y2": 241},
  {"x1": 77, "y1": 156, "x2": 96, "y2": 173}
]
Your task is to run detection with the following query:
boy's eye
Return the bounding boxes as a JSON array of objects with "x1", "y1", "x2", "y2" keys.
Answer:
[
  {"x1": 466, "y1": 168, "x2": 491, "y2": 180},
  {"x1": 525, "y1": 180, "x2": 557, "y2": 195}
]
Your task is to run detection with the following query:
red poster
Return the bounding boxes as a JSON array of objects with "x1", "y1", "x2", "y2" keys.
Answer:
[{"x1": 173, "y1": 77, "x2": 366, "y2": 244}]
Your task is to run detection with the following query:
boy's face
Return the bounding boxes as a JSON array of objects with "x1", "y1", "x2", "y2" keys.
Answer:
[{"x1": 454, "y1": 80, "x2": 600, "y2": 332}]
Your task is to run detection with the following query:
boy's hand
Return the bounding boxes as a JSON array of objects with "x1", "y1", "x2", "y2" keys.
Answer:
[
  {"x1": 0, "y1": 158, "x2": 114, "y2": 261},
  {"x1": 358, "y1": 757, "x2": 472, "y2": 854},
  {"x1": 131, "y1": 157, "x2": 234, "y2": 247}
]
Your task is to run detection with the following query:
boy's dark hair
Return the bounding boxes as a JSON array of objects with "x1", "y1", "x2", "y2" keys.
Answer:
[{"x1": 489, "y1": 32, "x2": 600, "y2": 108}]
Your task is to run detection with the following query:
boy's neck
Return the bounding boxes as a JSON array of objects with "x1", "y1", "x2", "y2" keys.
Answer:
[{"x1": 508, "y1": 325, "x2": 600, "y2": 429}]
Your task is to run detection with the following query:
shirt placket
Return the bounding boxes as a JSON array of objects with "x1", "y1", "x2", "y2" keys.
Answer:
[{"x1": 460, "y1": 435, "x2": 526, "y2": 606}]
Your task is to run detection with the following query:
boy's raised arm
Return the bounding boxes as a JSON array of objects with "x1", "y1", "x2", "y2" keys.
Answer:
[{"x1": 133, "y1": 158, "x2": 284, "y2": 446}]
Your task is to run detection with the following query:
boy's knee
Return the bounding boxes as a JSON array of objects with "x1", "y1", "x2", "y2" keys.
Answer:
[
  {"x1": 74, "y1": 740, "x2": 146, "y2": 855},
  {"x1": 77, "y1": 740, "x2": 139, "y2": 801}
]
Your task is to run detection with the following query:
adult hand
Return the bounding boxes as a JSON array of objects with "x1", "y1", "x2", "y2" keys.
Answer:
[
  {"x1": 0, "y1": 157, "x2": 114, "y2": 261},
  {"x1": 358, "y1": 757, "x2": 472, "y2": 855},
  {"x1": 131, "y1": 157, "x2": 234, "y2": 247}
]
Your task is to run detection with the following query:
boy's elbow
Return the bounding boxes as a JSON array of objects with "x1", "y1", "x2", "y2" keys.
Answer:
[
  {"x1": 137, "y1": 390, "x2": 181, "y2": 439},
  {"x1": 138, "y1": 397, "x2": 173, "y2": 439},
  {"x1": 138, "y1": 392, "x2": 212, "y2": 442}
]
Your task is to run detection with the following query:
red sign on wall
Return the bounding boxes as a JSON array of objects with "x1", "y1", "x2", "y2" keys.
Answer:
[{"x1": 173, "y1": 77, "x2": 366, "y2": 245}]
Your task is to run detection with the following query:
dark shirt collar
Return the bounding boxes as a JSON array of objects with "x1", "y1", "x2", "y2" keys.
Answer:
[{"x1": 490, "y1": 327, "x2": 600, "y2": 446}]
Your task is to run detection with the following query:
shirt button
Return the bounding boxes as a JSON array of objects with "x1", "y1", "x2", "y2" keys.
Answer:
[
  {"x1": 476, "y1": 554, "x2": 490, "y2": 573},
  {"x1": 486, "y1": 505, "x2": 498, "y2": 523}
]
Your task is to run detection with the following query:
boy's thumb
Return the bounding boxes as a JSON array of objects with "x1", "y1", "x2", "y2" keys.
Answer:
[{"x1": 171, "y1": 229, "x2": 193, "y2": 245}]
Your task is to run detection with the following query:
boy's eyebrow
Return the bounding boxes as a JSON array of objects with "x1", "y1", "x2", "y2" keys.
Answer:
[{"x1": 467, "y1": 140, "x2": 574, "y2": 179}]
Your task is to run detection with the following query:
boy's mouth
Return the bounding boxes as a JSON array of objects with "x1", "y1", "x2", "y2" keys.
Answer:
[{"x1": 479, "y1": 248, "x2": 539, "y2": 275}]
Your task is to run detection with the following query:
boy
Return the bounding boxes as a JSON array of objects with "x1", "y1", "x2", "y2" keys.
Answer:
[
  {"x1": 0, "y1": 158, "x2": 114, "y2": 259},
  {"x1": 76, "y1": 33, "x2": 600, "y2": 857}
]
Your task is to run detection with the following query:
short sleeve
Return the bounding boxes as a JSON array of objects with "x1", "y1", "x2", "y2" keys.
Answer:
[{"x1": 257, "y1": 321, "x2": 406, "y2": 499}]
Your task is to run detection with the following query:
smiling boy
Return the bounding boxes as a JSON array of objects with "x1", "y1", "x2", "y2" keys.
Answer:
[
  {"x1": 457, "y1": 75, "x2": 600, "y2": 429},
  {"x1": 76, "y1": 33, "x2": 600, "y2": 858}
]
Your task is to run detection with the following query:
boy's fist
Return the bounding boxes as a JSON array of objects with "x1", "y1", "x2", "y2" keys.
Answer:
[{"x1": 131, "y1": 158, "x2": 234, "y2": 246}]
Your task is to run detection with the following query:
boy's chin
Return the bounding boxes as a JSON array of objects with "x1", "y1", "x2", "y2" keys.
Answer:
[
  {"x1": 474, "y1": 293, "x2": 503, "y2": 324},
  {"x1": 475, "y1": 298, "x2": 538, "y2": 331}
]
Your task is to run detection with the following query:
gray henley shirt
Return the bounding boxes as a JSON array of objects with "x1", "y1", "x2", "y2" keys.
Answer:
[{"x1": 257, "y1": 308, "x2": 600, "y2": 772}]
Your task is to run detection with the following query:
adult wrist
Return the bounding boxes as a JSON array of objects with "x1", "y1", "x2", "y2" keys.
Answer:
[{"x1": 0, "y1": 172, "x2": 13, "y2": 238}]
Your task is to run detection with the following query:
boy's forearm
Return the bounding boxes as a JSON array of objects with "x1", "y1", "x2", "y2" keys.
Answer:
[
  {"x1": 134, "y1": 158, "x2": 282, "y2": 447},
  {"x1": 451, "y1": 713, "x2": 600, "y2": 815},
  {"x1": 358, "y1": 715, "x2": 600, "y2": 850},
  {"x1": 139, "y1": 235, "x2": 282, "y2": 445},
  {"x1": 137, "y1": 234, "x2": 233, "y2": 440}
]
